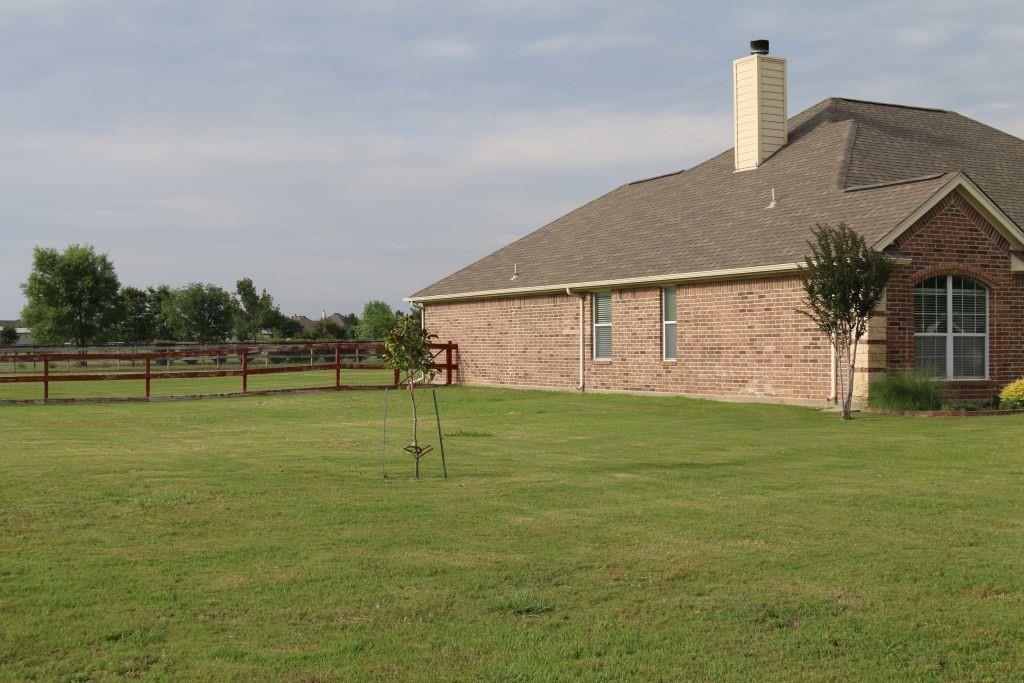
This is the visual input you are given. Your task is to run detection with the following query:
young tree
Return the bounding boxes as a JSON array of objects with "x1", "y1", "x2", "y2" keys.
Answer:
[
  {"x1": 381, "y1": 316, "x2": 438, "y2": 479},
  {"x1": 162, "y1": 284, "x2": 238, "y2": 343},
  {"x1": 20, "y1": 244, "x2": 122, "y2": 346},
  {"x1": 234, "y1": 278, "x2": 278, "y2": 341},
  {"x1": 354, "y1": 300, "x2": 398, "y2": 340},
  {"x1": 0, "y1": 325, "x2": 18, "y2": 346},
  {"x1": 800, "y1": 223, "x2": 893, "y2": 419}
]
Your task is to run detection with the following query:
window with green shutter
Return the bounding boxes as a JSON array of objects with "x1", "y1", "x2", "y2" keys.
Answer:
[
  {"x1": 662, "y1": 286, "x2": 677, "y2": 360},
  {"x1": 593, "y1": 292, "x2": 612, "y2": 359}
]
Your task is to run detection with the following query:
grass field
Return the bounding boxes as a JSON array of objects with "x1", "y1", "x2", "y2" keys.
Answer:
[{"x1": 2, "y1": 388, "x2": 1023, "y2": 680}]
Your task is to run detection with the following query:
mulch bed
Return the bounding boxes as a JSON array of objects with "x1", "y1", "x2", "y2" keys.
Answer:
[{"x1": 864, "y1": 407, "x2": 1024, "y2": 418}]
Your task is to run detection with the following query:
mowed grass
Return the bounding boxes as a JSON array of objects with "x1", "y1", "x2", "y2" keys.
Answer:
[{"x1": 2, "y1": 388, "x2": 1023, "y2": 680}]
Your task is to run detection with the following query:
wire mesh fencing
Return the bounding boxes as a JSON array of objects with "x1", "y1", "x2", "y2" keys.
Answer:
[{"x1": 0, "y1": 342, "x2": 457, "y2": 404}]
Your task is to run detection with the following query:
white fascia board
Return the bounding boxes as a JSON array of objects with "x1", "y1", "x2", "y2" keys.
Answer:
[
  {"x1": 873, "y1": 172, "x2": 1024, "y2": 251},
  {"x1": 405, "y1": 262, "x2": 805, "y2": 303}
]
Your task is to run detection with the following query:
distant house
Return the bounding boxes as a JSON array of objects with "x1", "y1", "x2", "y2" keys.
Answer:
[
  {"x1": 0, "y1": 320, "x2": 33, "y2": 346},
  {"x1": 409, "y1": 40, "x2": 1024, "y2": 406},
  {"x1": 291, "y1": 312, "x2": 349, "y2": 334},
  {"x1": 291, "y1": 315, "x2": 317, "y2": 333},
  {"x1": 324, "y1": 313, "x2": 348, "y2": 331}
]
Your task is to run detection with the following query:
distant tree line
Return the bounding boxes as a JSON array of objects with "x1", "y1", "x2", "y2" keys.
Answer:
[{"x1": 17, "y1": 244, "x2": 415, "y2": 346}]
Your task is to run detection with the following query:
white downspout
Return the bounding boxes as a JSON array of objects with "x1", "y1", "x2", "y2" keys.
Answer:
[
  {"x1": 567, "y1": 288, "x2": 585, "y2": 391},
  {"x1": 829, "y1": 340, "x2": 837, "y2": 405}
]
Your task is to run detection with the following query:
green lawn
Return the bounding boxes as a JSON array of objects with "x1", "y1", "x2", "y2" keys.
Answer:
[{"x1": 2, "y1": 388, "x2": 1023, "y2": 680}]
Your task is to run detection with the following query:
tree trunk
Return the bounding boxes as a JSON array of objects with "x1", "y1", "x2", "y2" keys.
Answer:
[
  {"x1": 842, "y1": 339, "x2": 858, "y2": 420},
  {"x1": 409, "y1": 377, "x2": 420, "y2": 479}
]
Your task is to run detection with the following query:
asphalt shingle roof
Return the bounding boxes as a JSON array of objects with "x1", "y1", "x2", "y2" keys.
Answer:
[{"x1": 412, "y1": 98, "x2": 1024, "y2": 299}]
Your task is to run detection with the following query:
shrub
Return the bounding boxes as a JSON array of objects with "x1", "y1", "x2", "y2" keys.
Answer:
[
  {"x1": 999, "y1": 378, "x2": 1024, "y2": 409},
  {"x1": 869, "y1": 371, "x2": 946, "y2": 411}
]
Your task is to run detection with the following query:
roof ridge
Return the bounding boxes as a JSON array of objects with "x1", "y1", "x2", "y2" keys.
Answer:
[
  {"x1": 628, "y1": 169, "x2": 685, "y2": 185},
  {"x1": 836, "y1": 119, "x2": 859, "y2": 190},
  {"x1": 835, "y1": 97, "x2": 949, "y2": 114},
  {"x1": 843, "y1": 172, "x2": 948, "y2": 193}
]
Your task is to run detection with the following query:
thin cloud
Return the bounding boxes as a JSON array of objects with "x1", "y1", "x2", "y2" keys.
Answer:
[
  {"x1": 413, "y1": 38, "x2": 476, "y2": 58},
  {"x1": 523, "y1": 33, "x2": 654, "y2": 55}
]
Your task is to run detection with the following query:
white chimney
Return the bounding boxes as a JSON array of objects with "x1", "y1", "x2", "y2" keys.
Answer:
[
  {"x1": 320, "y1": 309, "x2": 327, "y2": 320},
  {"x1": 733, "y1": 39, "x2": 787, "y2": 171}
]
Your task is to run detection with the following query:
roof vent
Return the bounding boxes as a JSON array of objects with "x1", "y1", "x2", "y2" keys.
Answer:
[{"x1": 750, "y1": 39, "x2": 769, "y2": 55}]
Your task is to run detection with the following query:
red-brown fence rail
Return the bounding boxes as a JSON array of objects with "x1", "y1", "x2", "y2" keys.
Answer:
[{"x1": 0, "y1": 341, "x2": 457, "y2": 405}]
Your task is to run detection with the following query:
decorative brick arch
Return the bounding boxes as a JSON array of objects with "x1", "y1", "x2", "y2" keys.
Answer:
[{"x1": 908, "y1": 264, "x2": 998, "y2": 289}]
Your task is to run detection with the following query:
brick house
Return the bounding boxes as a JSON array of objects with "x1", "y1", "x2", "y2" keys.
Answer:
[{"x1": 408, "y1": 41, "x2": 1024, "y2": 406}]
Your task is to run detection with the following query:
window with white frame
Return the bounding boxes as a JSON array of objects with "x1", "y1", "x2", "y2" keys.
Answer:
[
  {"x1": 662, "y1": 286, "x2": 677, "y2": 360},
  {"x1": 593, "y1": 292, "x2": 612, "y2": 359},
  {"x1": 914, "y1": 275, "x2": 988, "y2": 379}
]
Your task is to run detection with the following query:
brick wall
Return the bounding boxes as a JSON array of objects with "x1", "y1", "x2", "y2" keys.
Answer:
[
  {"x1": 886, "y1": 191, "x2": 1024, "y2": 400},
  {"x1": 422, "y1": 191, "x2": 1024, "y2": 405},
  {"x1": 424, "y1": 275, "x2": 832, "y2": 403},
  {"x1": 423, "y1": 293, "x2": 581, "y2": 389}
]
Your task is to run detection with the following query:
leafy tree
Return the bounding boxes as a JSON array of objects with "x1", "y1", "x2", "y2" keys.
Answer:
[
  {"x1": 234, "y1": 278, "x2": 278, "y2": 341},
  {"x1": 0, "y1": 325, "x2": 18, "y2": 346},
  {"x1": 354, "y1": 300, "x2": 398, "y2": 340},
  {"x1": 117, "y1": 286, "x2": 157, "y2": 343},
  {"x1": 20, "y1": 244, "x2": 122, "y2": 346},
  {"x1": 405, "y1": 307, "x2": 422, "y2": 327},
  {"x1": 800, "y1": 224, "x2": 893, "y2": 420},
  {"x1": 342, "y1": 313, "x2": 359, "y2": 335},
  {"x1": 265, "y1": 310, "x2": 303, "y2": 339},
  {"x1": 381, "y1": 316, "x2": 438, "y2": 479},
  {"x1": 305, "y1": 319, "x2": 345, "y2": 340},
  {"x1": 162, "y1": 283, "x2": 238, "y2": 343},
  {"x1": 146, "y1": 285, "x2": 176, "y2": 340}
]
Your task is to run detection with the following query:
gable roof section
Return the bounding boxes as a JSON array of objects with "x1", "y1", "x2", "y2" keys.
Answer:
[{"x1": 410, "y1": 98, "x2": 1024, "y2": 302}]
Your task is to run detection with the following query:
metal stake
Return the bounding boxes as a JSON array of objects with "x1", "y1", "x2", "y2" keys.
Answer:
[
  {"x1": 380, "y1": 388, "x2": 389, "y2": 479},
  {"x1": 432, "y1": 389, "x2": 447, "y2": 479}
]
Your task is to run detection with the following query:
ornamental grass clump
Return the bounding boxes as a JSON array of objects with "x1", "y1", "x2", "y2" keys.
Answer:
[
  {"x1": 868, "y1": 371, "x2": 946, "y2": 412},
  {"x1": 999, "y1": 378, "x2": 1024, "y2": 410}
]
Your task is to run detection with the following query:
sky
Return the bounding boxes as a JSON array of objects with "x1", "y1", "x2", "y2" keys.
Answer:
[{"x1": 2, "y1": 0, "x2": 1024, "y2": 318}]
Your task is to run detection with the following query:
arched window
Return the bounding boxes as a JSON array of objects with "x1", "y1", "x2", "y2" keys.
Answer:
[{"x1": 914, "y1": 275, "x2": 988, "y2": 379}]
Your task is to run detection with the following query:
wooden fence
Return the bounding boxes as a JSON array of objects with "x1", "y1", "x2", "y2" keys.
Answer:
[{"x1": 0, "y1": 341, "x2": 457, "y2": 405}]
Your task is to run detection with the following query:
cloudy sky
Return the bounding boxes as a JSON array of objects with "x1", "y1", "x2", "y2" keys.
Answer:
[{"x1": 3, "y1": 0, "x2": 1024, "y2": 318}]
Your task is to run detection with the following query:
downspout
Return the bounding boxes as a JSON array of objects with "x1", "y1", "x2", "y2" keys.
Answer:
[
  {"x1": 567, "y1": 288, "x2": 585, "y2": 391},
  {"x1": 829, "y1": 340, "x2": 837, "y2": 405}
]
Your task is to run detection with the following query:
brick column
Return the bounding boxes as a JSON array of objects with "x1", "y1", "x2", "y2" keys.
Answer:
[{"x1": 852, "y1": 295, "x2": 887, "y2": 406}]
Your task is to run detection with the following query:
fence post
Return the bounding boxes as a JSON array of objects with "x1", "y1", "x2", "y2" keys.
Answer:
[
  {"x1": 145, "y1": 356, "x2": 151, "y2": 400},
  {"x1": 241, "y1": 349, "x2": 248, "y2": 394},
  {"x1": 445, "y1": 342, "x2": 453, "y2": 385},
  {"x1": 334, "y1": 344, "x2": 341, "y2": 389},
  {"x1": 43, "y1": 354, "x2": 49, "y2": 401}
]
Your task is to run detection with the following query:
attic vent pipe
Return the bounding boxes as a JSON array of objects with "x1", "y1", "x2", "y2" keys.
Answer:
[{"x1": 750, "y1": 39, "x2": 769, "y2": 55}]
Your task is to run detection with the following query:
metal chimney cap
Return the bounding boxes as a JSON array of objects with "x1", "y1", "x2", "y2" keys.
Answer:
[{"x1": 750, "y1": 39, "x2": 769, "y2": 55}]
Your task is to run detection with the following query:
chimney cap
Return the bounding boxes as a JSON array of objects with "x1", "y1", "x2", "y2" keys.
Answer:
[{"x1": 750, "y1": 39, "x2": 769, "y2": 55}]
